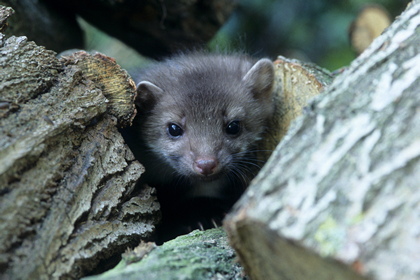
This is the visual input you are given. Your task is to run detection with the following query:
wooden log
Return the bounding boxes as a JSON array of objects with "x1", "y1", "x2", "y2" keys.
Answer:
[
  {"x1": 349, "y1": 4, "x2": 391, "y2": 55},
  {"x1": 82, "y1": 228, "x2": 247, "y2": 280},
  {"x1": 0, "y1": 8, "x2": 160, "y2": 278},
  {"x1": 225, "y1": 1, "x2": 420, "y2": 280},
  {"x1": 259, "y1": 56, "x2": 332, "y2": 161}
]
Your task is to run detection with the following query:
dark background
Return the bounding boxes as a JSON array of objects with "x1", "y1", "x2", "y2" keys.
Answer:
[{"x1": 81, "y1": 0, "x2": 409, "y2": 73}]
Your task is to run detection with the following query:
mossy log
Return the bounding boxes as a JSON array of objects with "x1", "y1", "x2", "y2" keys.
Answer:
[{"x1": 82, "y1": 228, "x2": 246, "y2": 280}]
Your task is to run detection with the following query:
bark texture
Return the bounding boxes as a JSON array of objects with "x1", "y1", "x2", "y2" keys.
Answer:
[
  {"x1": 0, "y1": 8, "x2": 160, "y2": 278},
  {"x1": 225, "y1": 1, "x2": 419, "y2": 280}
]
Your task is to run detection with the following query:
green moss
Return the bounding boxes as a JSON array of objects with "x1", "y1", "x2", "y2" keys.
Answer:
[{"x1": 84, "y1": 228, "x2": 247, "y2": 280}]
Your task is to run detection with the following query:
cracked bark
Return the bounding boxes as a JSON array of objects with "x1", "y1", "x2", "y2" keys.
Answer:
[{"x1": 0, "y1": 8, "x2": 160, "y2": 279}]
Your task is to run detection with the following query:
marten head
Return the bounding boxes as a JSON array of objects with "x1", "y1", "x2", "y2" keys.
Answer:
[{"x1": 135, "y1": 54, "x2": 275, "y2": 184}]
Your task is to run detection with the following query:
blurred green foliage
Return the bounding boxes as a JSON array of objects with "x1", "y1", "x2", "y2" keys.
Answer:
[
  {"x1": 210, "y1": 0, "x2": 409, "y2": 70},
  {"x1": 79, "y1": 17, "x2": 151, "y2": 73},
  {"x1": 81, "y1": 0, "x2": 410, "y2": 72}
]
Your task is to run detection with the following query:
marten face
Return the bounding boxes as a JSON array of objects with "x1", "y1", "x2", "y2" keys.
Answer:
[{"x1": 134, "y1": 54, "x2": 275, "y2": 185}]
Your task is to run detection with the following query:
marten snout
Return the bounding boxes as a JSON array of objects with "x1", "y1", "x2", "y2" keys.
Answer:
[{"x1": 193, "y1": 157, "x2": 218, "y2": 176}]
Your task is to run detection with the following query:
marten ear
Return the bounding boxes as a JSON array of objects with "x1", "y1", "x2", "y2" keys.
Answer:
[
  {"x1": 243, "y1": 59, "x2": 275, "y2": 100},
  {"x1": 136, "y1": 81, "x2": 164, "y2": 110}
]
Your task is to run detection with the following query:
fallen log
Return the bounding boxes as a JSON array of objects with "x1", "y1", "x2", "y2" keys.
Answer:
[{"x1": 225, "y1": 1, "x2": 420, "y2": 280}]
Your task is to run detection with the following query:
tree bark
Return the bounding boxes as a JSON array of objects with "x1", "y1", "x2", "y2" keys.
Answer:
[
  {"x1": 225, "y1": 1, "x2": 419, "y2": 280},
  {"x1": 0, "y1": 7, "x2": 160, "y2": 279}
]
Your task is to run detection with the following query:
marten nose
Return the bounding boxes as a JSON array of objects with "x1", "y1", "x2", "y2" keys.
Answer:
[{"x1": 194, "y1": 158, "x2": 218, "y2": 176}]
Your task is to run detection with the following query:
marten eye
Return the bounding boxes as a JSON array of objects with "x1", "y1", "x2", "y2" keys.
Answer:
[
  {"x1": 167, "y1": 123, "x2": 183, "y2": 138},
  {"x1": 225, "y1": 120, "x2": 241, "y2": 136}
]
